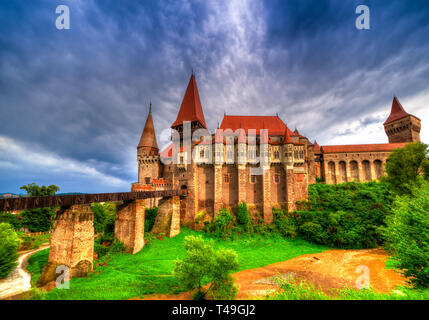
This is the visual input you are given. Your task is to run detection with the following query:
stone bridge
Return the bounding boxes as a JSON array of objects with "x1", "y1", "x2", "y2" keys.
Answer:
[{"x1": 0, "y1": 190, "x2": 186, "y2": 286}]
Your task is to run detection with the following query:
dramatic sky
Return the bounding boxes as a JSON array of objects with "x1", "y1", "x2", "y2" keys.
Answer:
[{"x1": 1, "y1": 0, "x2": 428, "y2": 194}]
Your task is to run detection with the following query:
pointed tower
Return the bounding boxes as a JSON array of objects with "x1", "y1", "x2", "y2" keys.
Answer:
[
  {"x1": 171, "y1": 74, "x2": 207, "y2": 138},
  {"x1": 384, "y1": 96, "x2": 421, "y2": 143},
  {"x1": 137, "y1": 103, "x2": 161, "y2": 185}
]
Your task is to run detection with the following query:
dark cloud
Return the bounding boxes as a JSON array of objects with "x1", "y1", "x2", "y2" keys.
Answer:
[{"x1": 0, "y1": 0, "x2": 428, "y2": 193}]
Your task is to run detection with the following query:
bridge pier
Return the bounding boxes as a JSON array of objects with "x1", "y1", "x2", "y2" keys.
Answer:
[
  {"x1": 37, "y1": 204, "x2": 94, "y2": 287},
  {"x1": 115, "y1": 199, "x2": 145, "y2": 254}
]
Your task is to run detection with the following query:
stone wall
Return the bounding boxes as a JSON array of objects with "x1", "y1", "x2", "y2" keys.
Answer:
[{"x1": 115, "y1": 199, "x2": 145, "y2": 254}]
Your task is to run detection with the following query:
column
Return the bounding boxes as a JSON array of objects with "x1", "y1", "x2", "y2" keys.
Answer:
[
  {"x1": 262, "y1": 168, "x2": 272, "y2": 224},
  {"x1": 115, "y1": 199, "x2": 145, "y2": 254},
  {"x1": 214, "y1": 165, "x2": 223, "y2": 215},
  {"x1": 237, "y1": 165, "x2": 247, "y2": 203},
  {"x1": 37, "y1": 204, "x2": 94, "y2": 287},
  {"x1": 169, "y1": 196, "x2": 181, "y2": 238}
]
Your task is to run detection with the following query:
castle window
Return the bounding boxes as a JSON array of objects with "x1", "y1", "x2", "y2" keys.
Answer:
[
  {"x1": 145, "y1": 177, "x2": 151, "y2": 184},
  {"x1": 274, "y1": 151, "x2": 280, "y2": 159},
  {"x1": 180, "y1": 156, "x2": 184, "y2": 164},
  {"x1": 224, "y1": 174, "x2": 230, "y2": 184},
  {"x1": 200, "y1": 149, "x2": 205, "y2": 158},
  {"x1": 250, "y1": 175, "x2": 256, "y2": 184},
  {"x1": 274, "y1": 174, "x2": 280, "y2": 184}
]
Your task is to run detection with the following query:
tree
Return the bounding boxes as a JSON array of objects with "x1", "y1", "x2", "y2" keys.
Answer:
[
  {"x1": 384, "y1": 181, "x2": 429, "y2": 288},
  {"x1": 20, "y1": 183, "x2": 59, "y2": 232},
  {"x1": 236, "y1": 202, "x2": 250, "y2": 231},
  {"x1": 0, "y1": 223, "x2": 21, "y2": 278},
  {"x1": 173, "y1": 235, "x2": 239, "y2": 300},
  {"x1": 383, "y1": 142, "x2": 429, "y2": 195}
]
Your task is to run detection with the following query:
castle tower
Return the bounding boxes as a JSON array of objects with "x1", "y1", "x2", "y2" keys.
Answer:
[
  {"x1": 137, "y1": 103, "x2": 161, "y2": 185},
  {"x1": 384, "y1": 96, "x2": 421, "y2": 143},
  {"x1": 171, "y1": 74, "x2": 207, "y2": 139}
]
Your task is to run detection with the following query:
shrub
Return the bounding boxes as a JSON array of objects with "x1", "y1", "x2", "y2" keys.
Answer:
[
  {"x1": 173, "y1": 235, "x2": 239, "y2": 300},
  {"x1": 236, "y1": 202, "x2": 250, "y2": 231},
  {"x1": 382, "y1": 142, "x2": 429, "y2": 196},
  {"x1": 384, "y1": 181, "x2": 429, "y2": 288},
  {"x1": 292, "y1": 182, "x2": 392, "y2": 248},
  {"x1": 0, "y1": 212, "x2": 22, "y2": 230},
  {"x1": 272, "y1": 209, "x2": 296, "y2": 239},
  {"x1": 204, "y1": 208, "x2": 234, "y2": 238},
  {"x1": 0, "y1": 223, "x2": 21, "y2": 278},
  {"x1": 145, "y1": 207, "x2": 158, "y2": 232}
]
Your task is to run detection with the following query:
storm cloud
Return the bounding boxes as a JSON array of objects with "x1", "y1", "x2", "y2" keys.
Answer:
[{"x1": 1, "y1": 0, "x2": 428, "y2": 193}]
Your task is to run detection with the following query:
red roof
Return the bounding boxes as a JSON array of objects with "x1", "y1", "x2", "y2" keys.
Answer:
[
  {"x1": 384, "y1": 97, "x2": 412, "y2": 124},
  {"x1": 138, "y1": 105, "x2": 158, "y2": 150},
  {"x1": 284, "y1": 127, "x2": 293, "y2": 143},
  {"x1": 313, "y1": 140, "x2": 321, "y2": 154},
  {"x1": 171, "y1": 75, "x2": 207, "y2": 128},
  {"x1": 219, "y1": 115, "x2": 290, "y2": 136},
  {"x1": 321, "y1": 143, "x2": 407, "y2": 154}
]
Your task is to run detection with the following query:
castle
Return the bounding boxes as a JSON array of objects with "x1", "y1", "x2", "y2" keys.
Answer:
[{"x1": 132, "y1": 74, "x2": 421, "y2": 224}]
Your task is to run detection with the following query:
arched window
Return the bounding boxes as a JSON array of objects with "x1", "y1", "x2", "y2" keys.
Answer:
[
  {"x1": 350, "y1": 161, "x2": 359, "y2": 181},
  {"x1": 328, "y1": 161, "x2": 336, "y2": 184},
  {"x1": 374, "y1": 160, "x2": 383, "y2": 179},
  {"x1": 339, "y1": 161, "x2": 347, "y2": 183},
  {"x1": 362, "y1": 160, "x2": 371, "y2": 181}
]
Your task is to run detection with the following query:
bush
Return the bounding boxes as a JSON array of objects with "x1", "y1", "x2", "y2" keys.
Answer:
[
  {"x1": 0, "y1": 223, "x2": 21, "y2": 278},
  {"x1": 236, "y1": 202, "x2": 250, "y2": 231},
  {"x1": 382, "y1": 142, "x2": 429, "y2": 196},
  {"x1": 145, "y1": 207, "x2": 158, "y2": 232},
  {"x1": 91, "y1": 203, "x2": 117, "y2": 236},
  {"x1": 204, "y1": 208, "x2": 234, "y2": 238},
  {"x1": 0, "y1": 212, "x2": 22, "y2": 230},
  {"x1": 272, "y1": 209, "x2": 296, "y2": 239},
  {"x1": 384, "y1": 181, "x2": 429, "y2": 288},
  {"x1": 173, "y1": 235, "x2": 239, "y2": 300},
  {"x1": 292, "y1": 182, "x2": 392, "y2": 248},
  {"x1": 94, "y1": 238, "x2": 126, "y2": 258}
]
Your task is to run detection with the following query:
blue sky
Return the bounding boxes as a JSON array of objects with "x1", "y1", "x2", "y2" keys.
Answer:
[{"x1": 1, "y1": 0, "x2": 429, "y2": 194}]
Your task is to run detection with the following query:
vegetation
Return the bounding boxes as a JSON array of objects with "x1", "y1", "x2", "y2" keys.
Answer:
[
  {"x1": 26, "y1": 229, "x2": 328, "y2": 299},
  {"x1": 236, "y1": 202, "x2": 250, "y2": 231},
  {"x1": 0, "y1": 223, "x2": 21, "y2": 278},
  {"x1": 145, "y1": 207, "x2": 158, "y2": 232},
  {"x1": 382, "y1": 142, "x2": 429, "y2": 196},
  {"x1": 0, "y1": 212, "x2": 22, "y2": 230},
  {"x1": 292, "y1": 182, "x2": 392, "y2": 248},
  {"x1": 203, "y1": 207, "x2": 235, "y2": 238},
  {"x1": 173, "y1": 235, "x2": 239, "y2": 300},
  {"x1": 19, "y1": 183, "x2": 59, "y2": 232},
  {"x1": 384, "y1": 181, "x2": 429, "y2": 288},
  {"x1": 268, "y1": 276, "x2": 429, "y2": 300},
  {"x1": 18, "y1": 233, "x2": 51, "y2": 251}
]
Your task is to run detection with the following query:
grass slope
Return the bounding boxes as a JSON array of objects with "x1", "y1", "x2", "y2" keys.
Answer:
[{"x1": 27, "y1": 229, "x2": 328, "y2": 300}]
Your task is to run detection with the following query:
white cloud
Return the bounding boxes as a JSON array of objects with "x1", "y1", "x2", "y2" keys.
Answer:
[{"x1": 0, "y1": 135, "x2": 129, "y2": 188}]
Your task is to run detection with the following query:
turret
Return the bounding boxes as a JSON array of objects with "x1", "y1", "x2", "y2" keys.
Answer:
[
  {"x1": 137, "y1": 103, "x2": 161, "y2": 184},
  {"x1": 384, "y1": 96, "x2": 421, "y2": 143}
]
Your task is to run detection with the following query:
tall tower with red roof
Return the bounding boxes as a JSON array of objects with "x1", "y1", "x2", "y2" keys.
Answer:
[
  {"x1": 136, "y1": 103, "x2": 161, "y2": 187},
  {"x1": 171, "y1": 73, "x2": 207, "y2": 138},
  {"x1": 384, "y1": 96, "x2": 421, "y2": 143}
]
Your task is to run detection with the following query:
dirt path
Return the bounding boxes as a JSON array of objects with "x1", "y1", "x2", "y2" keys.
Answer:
[
  {"x1": 141, "y1": 248, "x2": 406, "y2": 300},
  {"x1": 0, "y1": 245, "x2": 49, "y2": 300}
]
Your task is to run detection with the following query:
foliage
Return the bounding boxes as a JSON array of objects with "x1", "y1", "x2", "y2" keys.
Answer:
[
  {"x1": 292, "y1": 182, "x2": 392, "y2": 248},
  {"x1": 0, "y1": 223, "x2": 21, "y2": 278},
  {"x1": 91, "y1": 203, "x2": 117, "y2": 235},
  {"x1": 268, "y1": 275, "x2": 429, "y2": 300},
  {"x1": 272, "y1": 209, "x2": 296, "y2": 239},
  {"x1": 382, "y1": 142, "x2": 429, "y2": 196},
  {"x1": 145, "y1": 207, "x2": 158, "y2": 232},
  {"x1": 26, "y1": 229, "x2": 327, "y2": 300},
  {"x1": 0, "y1": 212, "x2": 22, "y2": 230},
  {"x1": 173, "y1": 235, "x2": 239, "y2": 300},
  {"x1": 19, "y1": 183, "x2": 60, "y2": 232},
  {"x1": 204, "y1": 208, "x2": 234, "y2": 238},
  {"x1": 94, "y1": 238, "x2": 126, "y2": 259},
  {"x1": 236, "y1": 202, "x2": 250, "y2": 231},
  {"x1": 384, "y1": 181, "x2": 429, "y2": 288},
  {"x1": 18, "y1": 233, "x2": 51, "y2": 251}
]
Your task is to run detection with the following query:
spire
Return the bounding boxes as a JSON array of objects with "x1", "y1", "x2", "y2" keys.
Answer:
[
  {"x1": 313, "y1": 140, "x2": 321, "y2": 154},
  {"x1": 138, "y1": 103, "x2": 158, "y2": 150},
  {"x1": 384, "y1": 96, "x2": 410, "y2": 124},
  {"x1": 171, "y1": 74, "x2": 207, "y2": 128}
]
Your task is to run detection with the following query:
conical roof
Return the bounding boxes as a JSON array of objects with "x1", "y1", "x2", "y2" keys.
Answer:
[
  {"x1": 171, "y1": 74, "x2": 207, "y2": 128},
  {"x1": 138, "y1": 104, "x2": 158, "y2": 150},
  {"x1": 384, "y1": 96, "x2": 411, "y2": 124}
]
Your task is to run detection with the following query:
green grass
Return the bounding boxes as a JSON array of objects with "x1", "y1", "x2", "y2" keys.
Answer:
[
  {"x1": 26, "y1": 249, "x2": 49, "y2": 286},
  {"x1": 267, "y1": 276, "x2": 429, "y2": 300},
  {"x1": 27, "y1": 229, "x2": 328, "y2": 300},
  {"x1": 18, "y1": 233, "x2": 51, "y2": 251}
]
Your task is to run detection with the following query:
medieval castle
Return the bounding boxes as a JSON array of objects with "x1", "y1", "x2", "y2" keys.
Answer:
[{"x1": 132, "y1": 74, "x2": 421, "y2": 224}]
